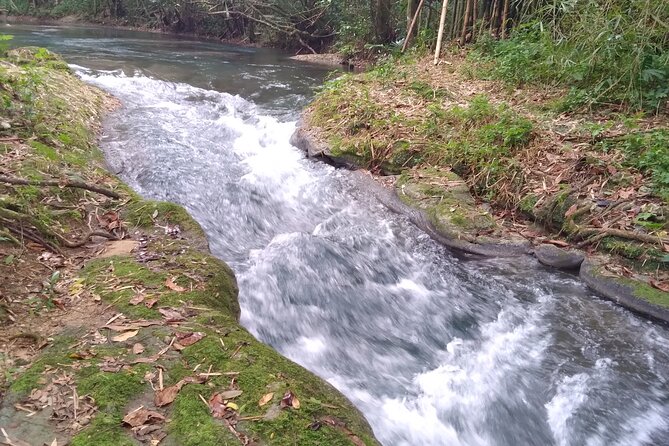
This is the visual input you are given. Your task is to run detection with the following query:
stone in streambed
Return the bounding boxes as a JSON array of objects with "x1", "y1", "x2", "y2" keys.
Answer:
[{"x1": 535, "y1": 244, "x2": 584, "y2": 270}]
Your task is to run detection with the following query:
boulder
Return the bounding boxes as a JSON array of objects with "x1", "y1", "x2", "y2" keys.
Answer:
[{"x1": 535, "y1": 244, "x2": 584, "y2": 270}]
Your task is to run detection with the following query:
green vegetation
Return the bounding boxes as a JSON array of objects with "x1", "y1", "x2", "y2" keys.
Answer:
[
  {"x1": 312, "y1": 64, "x2": 533, "y2": 206},
  {"x1": 600, "y1": 129, "x2": 669, "y2": 200},
  {"x1": 473, "y1": 0, "x2": 668, "y2": 111}
]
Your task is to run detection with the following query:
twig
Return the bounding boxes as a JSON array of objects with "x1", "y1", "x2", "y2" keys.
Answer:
[{"x1": 0, "y1": 175, "x2": 121, "y2": 199}]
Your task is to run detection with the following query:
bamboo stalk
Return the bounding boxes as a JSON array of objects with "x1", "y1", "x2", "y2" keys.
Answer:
[
  {"x1": 489, "y1": 0, "x2": 499, "y2": 34},
  {"x1": 433, "y1": 0, "x2": 451, "y2": 65},
  {"x1": 402, "y1": 0, "x2": 426, "y2": 52},
  {"x1": 471, "y1": 0, "x2": 478, "y2": 40},
  {"x1": 500, "y1": 0, "x2": 510, "y2": 38}
]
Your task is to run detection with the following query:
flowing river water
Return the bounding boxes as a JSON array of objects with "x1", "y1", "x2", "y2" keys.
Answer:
[{"x1": 7, "y1": 24, "x2": 669, "y2": 446}]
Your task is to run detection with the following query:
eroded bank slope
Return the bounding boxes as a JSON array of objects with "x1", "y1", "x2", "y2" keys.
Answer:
[
  {"x1": 0, "y1": 47, "x2": 378, "y2": 446},
  {"x1": 295, "y1": 54, "x2": 669, "y2": 322}
]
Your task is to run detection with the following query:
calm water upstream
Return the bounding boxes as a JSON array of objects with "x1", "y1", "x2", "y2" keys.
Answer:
[{"x1": 8, "y1": 24, "x2": 669, "y2": 446}]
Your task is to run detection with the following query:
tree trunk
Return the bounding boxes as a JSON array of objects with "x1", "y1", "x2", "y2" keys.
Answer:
[
  {"x1": 460, "y1": 0, "x2": 472, "y2": 44},
  {"x1": 402, "y1": 0, "x2": 425, "y2": 51},
  {"x1": 407, "y1": 0, "x2": 419, "y2": 38},
  {"x1": 371, "y1": 0, "x2": 394, "y2": 43}
]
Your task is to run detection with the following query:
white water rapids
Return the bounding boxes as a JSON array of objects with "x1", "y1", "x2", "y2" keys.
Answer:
[{"x1": 8, "y1": 25, "x2": 669, "y2": 446}]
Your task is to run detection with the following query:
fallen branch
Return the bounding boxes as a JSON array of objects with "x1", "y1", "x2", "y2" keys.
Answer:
[
  {"x1": 574, "y1": 227, "x2": 668, "y2": 248},
  {"x1": 0, "y1": 175, "x2": 121, "y2": 199}
]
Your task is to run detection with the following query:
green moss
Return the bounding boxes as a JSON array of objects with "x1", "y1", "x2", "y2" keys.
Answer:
[
  {"x1": 173, "y1": 334, "x2": 378, "y2": 445},
  {"x1": 29, "y1": 140, "x2": 58, "y2": 160},
  {"x1": 535, "y1": 186, "x2": 576, "y2": 230},
  {"x1": 70, "y1": 413, "x2": 136, "y2": 446},
  {"x1": 171, "y1": 385, "x2": 238, "y2": 446},
  {"x1": 601, "y1": 238, "x2": 646, "y2": 259},
  {"x1": 519, "y1": 194, "x2": 539, "y2": 216},
  {"x1": 124, "y1": 198, "x2": 205, "y2": 236},
  {"x1": 81, "y1": 256, "x2": 167, "y2": 319},
  {"x1": 82, "y1": 247, "x2": 239, "y2": 321},
  {"x1": 618, "y1": 279, "x2": 669, "y2": 308},
  {"x1": 76, "y1": 365, "x2": 149, "y2": 411},
  {"x1": 9, "y1": 335, "x2": 77, "y2": 396}
]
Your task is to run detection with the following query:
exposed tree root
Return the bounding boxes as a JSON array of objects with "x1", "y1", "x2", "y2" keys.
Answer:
[
  {"x1": 54, "y1": 230, "x2": 118, "y2": 248},
  {"x1": 1, "y1": 204, "x2": 119, "y2": 252},
  {"x1": 0, "y1": 228, "x2": 21, "y2": 246},
  {"x1": 3, "y1": 221, "x2": 62, "y2": 254},
  {"x1": 0, "y1": 175, "x2": 121, "y2": 199}
]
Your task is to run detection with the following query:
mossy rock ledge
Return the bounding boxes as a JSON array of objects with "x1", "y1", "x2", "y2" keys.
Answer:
[
  {"x1": 580, "y1": 260, "x2": 669, "y2": 324},
  {"x1": 0, "y1": 48, "x2": 380, "y2": 446}
]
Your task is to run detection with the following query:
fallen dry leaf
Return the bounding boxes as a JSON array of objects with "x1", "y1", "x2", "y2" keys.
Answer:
[
  {"x1": 154, "y1": 385, "x2": 180, "y2": 407},
  {"x1": 318, "y1": 416, "x2": 365, "y2": 446},
  {"x1": 217, "y1": 389, "x2": 243, "y2": 400},
  {"x1": 158, "y1": 308, "x2": 185, "y2": 323},
  {"x1": 208, "y1": 393, "x2": 225, "y2": 418},
  {"x1": 258, "y1": 392, "x2": 274, "y2": 407},
  {"x1": 175, "y1": 332, "x2": 205, "y2": 347},
  {"x1": 123, "y1": 407, "x2": 165, "y2": 428},
  {"x1": 165, "y1": 277, "x2": 186, "y2": 292},
  {"x1": 129, "y1": 294, "x2": 145, "y2": 305},
  {"x1": 112, "y1": 329, "x2": 139, "y2": 342},
  {"x1": 280, "y1": 391, "x2": 300, "y2": 409},
  {"x1": 208, "y1": 392, "x2": 239, "y2": 419},
  {"x1": 105, "y1": 320, "x2": 161, "y2": 331},
  {"x1": 650, "y1": 280, "x2": 669, "y2": 293},
  {"x1": 99, "y1": 357, "x2": 124, "y2": 373},
  {"x1": 226, "y1": 402, "x2": 239, "y2": 411},
  {"x1": 132, "y1": 343, "x2": 145, "y2": 355},
  {"x1": 154, "y1": 376, "x2": 205, "y2": 407}
]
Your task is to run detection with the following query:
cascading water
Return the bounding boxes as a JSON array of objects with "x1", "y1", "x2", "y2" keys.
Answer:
[{"x1": 8, "y1": 25, "x2": 669, "y2": 446}]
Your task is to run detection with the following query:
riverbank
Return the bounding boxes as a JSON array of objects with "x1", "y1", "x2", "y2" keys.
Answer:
[
  {"x1": 0, "y1": 47, "x2": 379, "y2": 445},
  {"x1": 297, "y1": 52, "x2": 669, "y2": 321}
]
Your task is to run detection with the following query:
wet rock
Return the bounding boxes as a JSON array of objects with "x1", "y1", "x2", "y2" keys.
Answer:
[
  {"x1": 395, "y1": 167, "x2": 531, "y2": 256},
  {"x1": 535, "y1": 244, "x2": 584, "y2": 270},
  {"x1": 290, "y1": 125, "x2": 361, "y2": 170},
  {"x1": 580, "y1": 259, "x2": 669, "y2": 324}
]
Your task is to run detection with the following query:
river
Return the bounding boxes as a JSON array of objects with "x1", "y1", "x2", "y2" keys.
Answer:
[{"x1": 7, "y1": 24, "x2": 669, "y2": 446}]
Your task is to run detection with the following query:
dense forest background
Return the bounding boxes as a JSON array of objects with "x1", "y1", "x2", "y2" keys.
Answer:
[{"x1": 1, "y1": 0, "x2": 667, "y2": 110}]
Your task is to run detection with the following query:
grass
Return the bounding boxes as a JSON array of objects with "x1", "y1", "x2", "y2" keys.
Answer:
[
  {"x1": 600, "y1": 129, "x2": 669, "y2": 202},
  {"x1": 311, "y1": 66, "x2": 534, "y2": 206},
  {"x1": 471, "y1": 0, "x2": 669, "y2": 112}
]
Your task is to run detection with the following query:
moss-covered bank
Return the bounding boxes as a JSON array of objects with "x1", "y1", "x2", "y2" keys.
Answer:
[
  {"x1": 298, "y1": 53, "x2": 669, "y2": 320},
  {"x1": 0, "y1": 47, "x2": 379, "y2": 445}
]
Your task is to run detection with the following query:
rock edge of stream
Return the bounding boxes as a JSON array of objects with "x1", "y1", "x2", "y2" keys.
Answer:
[{"x1": 291, "y1": 123, "x2": 669, "y2": 325}]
